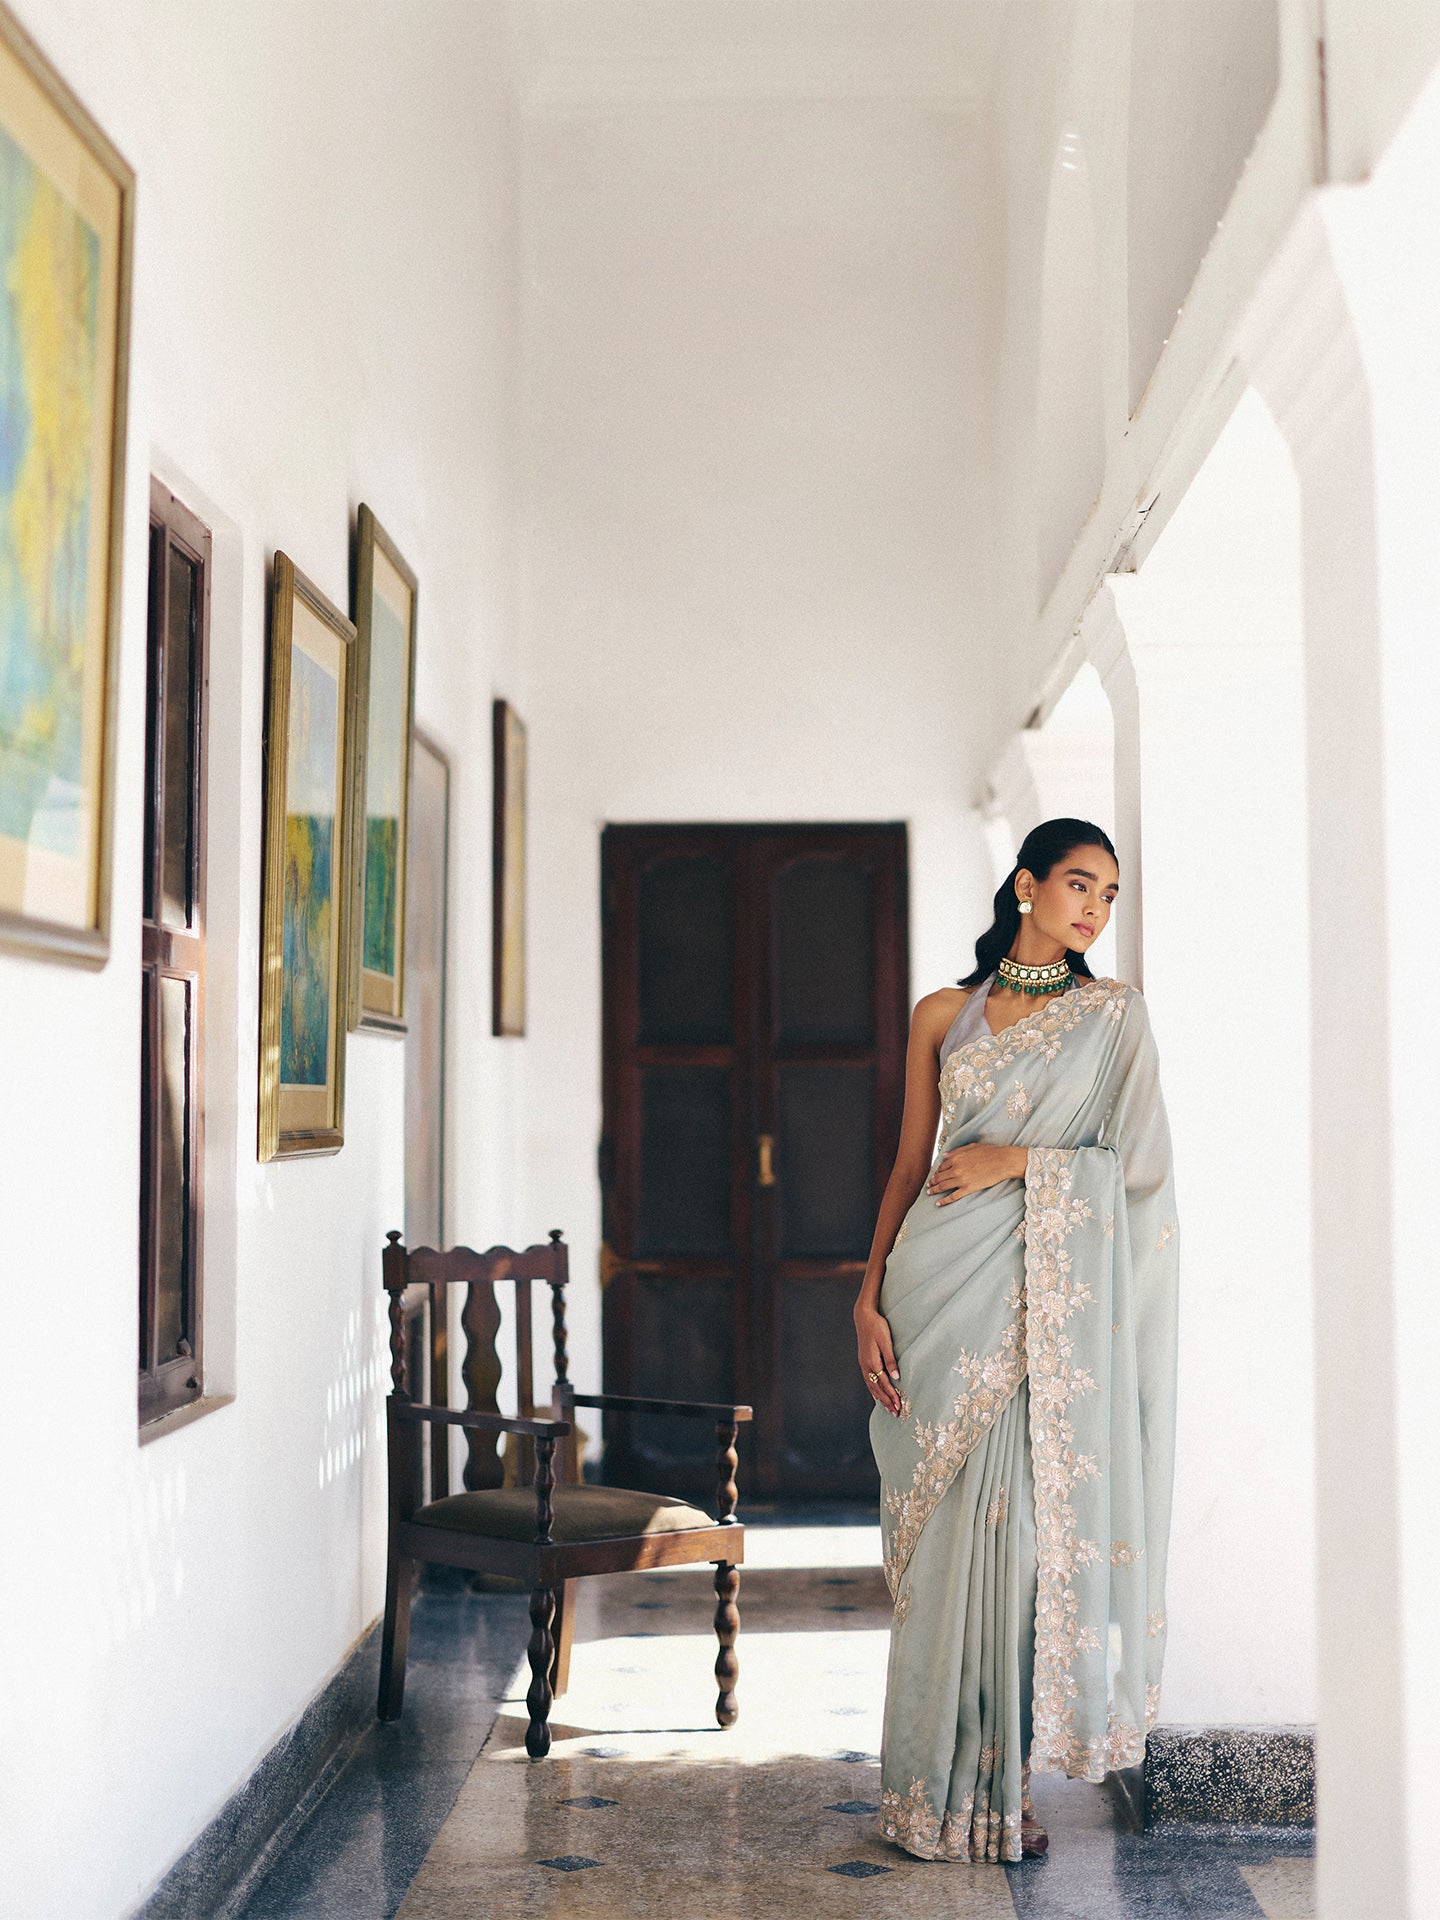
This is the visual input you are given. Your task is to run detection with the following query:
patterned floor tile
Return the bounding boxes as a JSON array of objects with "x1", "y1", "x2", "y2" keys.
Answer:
[{"x1": 231, "y1": 1523, "x2": 1313, "y2": 1920}]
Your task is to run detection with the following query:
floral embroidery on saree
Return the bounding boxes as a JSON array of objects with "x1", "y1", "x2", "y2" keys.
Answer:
[
  {"x1": 879, "y1": 1777, "x2": 1021, "y2": 1864},
  {"x1": 1023, "y1": 1146, "x2": 1117, "y2": 1777},
  {"x1": 939, "y1": 979, "x2": 1127, "y2": 1130},
  {"x1": 882, "y1": 1332, "x2": 1026, "y2": 1598}
]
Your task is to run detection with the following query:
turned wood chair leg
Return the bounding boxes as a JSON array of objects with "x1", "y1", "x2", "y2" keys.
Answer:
[
  {"x1": 714, "y1": 1560, "x2": 740, "y2": 1727},
  {"x1": 526, "y1": 1583, "x2": 556, "y2": 1758},
  {"x1": 377, "y1": 1552, "x2": 415, "y2": 1721},
  {"x1": 711, "y1": 1414, "x2": 741, "y2": 1728},
  {"x1": 549, "y1": 1579, "x2": 576, "y2": 1699}
]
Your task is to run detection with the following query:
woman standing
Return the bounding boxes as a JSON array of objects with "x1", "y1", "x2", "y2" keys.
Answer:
[{"x1": 854, "y1": 819, "x2": 1178, "y2": 1864}]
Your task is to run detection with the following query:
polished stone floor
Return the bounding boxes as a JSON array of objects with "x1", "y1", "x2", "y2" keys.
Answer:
[{"x1": 238, "y1": 1514, "x2": 1313, "y2": 1920}]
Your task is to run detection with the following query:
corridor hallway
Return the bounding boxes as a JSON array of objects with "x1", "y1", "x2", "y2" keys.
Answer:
[
  {"x1": 15, "y1": 3, "x2": 1440, "y2": 1915},
  {"x1": 234, "y1": 1520, "x2": 1314, "y2": 1920}
]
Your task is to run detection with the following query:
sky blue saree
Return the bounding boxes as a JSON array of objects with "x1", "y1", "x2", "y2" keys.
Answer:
[{"x1": 870, "y1": 976, "x2": 1178, "y2": 1863}]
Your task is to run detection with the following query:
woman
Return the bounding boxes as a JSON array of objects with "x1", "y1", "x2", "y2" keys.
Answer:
[{"x1": 854, "y1": 818, "x2": 1178, "y2": 1864}]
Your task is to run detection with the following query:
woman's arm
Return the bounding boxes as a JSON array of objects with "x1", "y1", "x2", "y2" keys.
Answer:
[
  {"x1": 854, "y1": 990, "x2": 960, "y2": 1416},
  {"x1": 927, "y1": 1142, "x2": 1027, "y2": 1203}
]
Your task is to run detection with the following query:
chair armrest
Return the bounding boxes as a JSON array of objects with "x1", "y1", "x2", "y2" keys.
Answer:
[
  {"x1": 569, "y1": 1392, "x2": 753, "y2": 1422},
  {"x1": 393, "y1": 1401, "x2": 568, "y2": 1548},
  {"x1": 393, "y1": 1401, "x2": 571, "y2": 1440}
]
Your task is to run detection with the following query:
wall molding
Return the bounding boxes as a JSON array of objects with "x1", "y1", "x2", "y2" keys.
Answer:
[{"x1": 131, "y1": 1624, "x2": 381, "y2": 1920}]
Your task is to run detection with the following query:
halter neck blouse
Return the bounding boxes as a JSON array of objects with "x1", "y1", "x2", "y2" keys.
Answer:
[{"x1": 938, "y1": 975, "x2": 995, "y2": 1069}]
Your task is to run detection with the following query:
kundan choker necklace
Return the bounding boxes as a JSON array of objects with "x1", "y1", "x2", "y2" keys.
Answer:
[{"x1": 997, "y1": 955, "x2": 1072, "y2": 997}]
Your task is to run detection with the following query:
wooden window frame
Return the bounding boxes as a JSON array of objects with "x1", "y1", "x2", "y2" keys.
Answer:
[{"x1": 138, "y1": 480, "x2": 211, "y2": 1427}]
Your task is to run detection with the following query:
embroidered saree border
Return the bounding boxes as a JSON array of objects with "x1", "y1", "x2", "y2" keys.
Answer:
[
  {"x1": 1023, "y1": 1146, "x2": 1154, "y2": 1778},
  {"x1": 881, "y1": 1325, "x2": 1025, "y2": 1599},
  {"x1": 939, "y1": 978, "x2": 1128, "y2": 1132},
  {"x1": 879, "y1": 1774, "x2": 1023, "y2": 1864},
  {"x1": 1023, "y1": 1147, "x2": 1102, "y2": 1773}
]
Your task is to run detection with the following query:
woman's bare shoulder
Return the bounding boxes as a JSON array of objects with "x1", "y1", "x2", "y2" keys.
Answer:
[{"x1": 912, "y1": 985, "x2": 969, "y2": 1039}]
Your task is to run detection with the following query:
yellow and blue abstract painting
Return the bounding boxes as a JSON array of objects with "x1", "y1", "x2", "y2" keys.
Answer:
[
  {"x1": 362, "y1": 588, "x2": 405, "y2": 981},
  {"x1": 281, "y1": 643, "x2": 338, "y2": 1087},
  {"x1": 0, "y1": 122, "x2": 100, "y2": 873}
]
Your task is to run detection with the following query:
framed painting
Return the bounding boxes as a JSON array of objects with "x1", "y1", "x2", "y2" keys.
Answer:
[
  {"x1": 0, "y1": 9, "x2": 134, "y2": 964},
  {"x1": 491, "y1": 697, "x2": 525, "y2": 1037},
  {"x1": 258, "y1": 555, "x2": 356, "y2": 1160},
  {"x1": 348, "y1": 504, "x2": 416, "y2": 1033},
  {"x1": 404, "y1": 729, "x2": 449, "y2": 1249}
]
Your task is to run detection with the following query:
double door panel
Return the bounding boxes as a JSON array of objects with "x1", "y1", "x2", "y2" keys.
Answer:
[{"x1": 601, "y1": 824, "x2": 908, "y2": 1501}]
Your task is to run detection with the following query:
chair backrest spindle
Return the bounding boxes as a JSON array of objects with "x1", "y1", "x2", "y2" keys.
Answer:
[
  {"x1": 548, "y1": 1229, "x2": 570, "y2": 1388},
  {"x1": 514, "y1": 1279, "x2": 535, "y2": 1422},
  {"x1": 459, "y1": 1276, "x2": 504, "y2": 1490},
  {"x1": 381, "y1": 1233, "x2": 574, "y2": 1491}
]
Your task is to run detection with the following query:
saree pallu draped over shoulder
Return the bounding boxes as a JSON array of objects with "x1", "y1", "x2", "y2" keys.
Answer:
[{"x1": 870, "y1": 979, "x2": 1178, "y2": 1863}]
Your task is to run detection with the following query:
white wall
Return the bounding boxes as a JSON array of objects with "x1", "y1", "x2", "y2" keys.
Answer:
[
  {"x1": 513, "y1": 90, "x2": 998, "y2": 1409},
  {"x1": 1231, "y1": 65, "x2": 1440, "y2": 1911},
  {"x1": 986, "y1": 0, "x2": 1317, "y2": 747},
  {"x1": 1110, "y1": 388, "x2": 1316, "y2": 1726},
  {"x1": 1320, "y1": 106, "x2": 1440, "y2": 1910},
  {"x1": 0, "y1": 5, "x2": 520, "y2": 1914}
]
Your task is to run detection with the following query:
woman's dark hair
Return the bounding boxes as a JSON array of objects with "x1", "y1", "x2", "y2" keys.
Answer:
[{"x1": 959, "y1": 817, "x2": 1118, "y2": 987}]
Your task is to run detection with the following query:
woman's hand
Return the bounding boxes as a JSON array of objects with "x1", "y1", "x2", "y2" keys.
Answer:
[
  {"x1": 855, "y1": 1304, "x2": 903, "y2": 1417},
  {"x1": 926, "y1": 1143, "x2": 1028, "y2": 1206}
]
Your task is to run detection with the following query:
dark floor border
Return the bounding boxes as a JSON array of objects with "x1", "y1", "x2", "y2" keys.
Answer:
[
  {"x1": 132, "y1": 1622, "x2": 382, "y2": 1920},
  {"x1": 1144, "y1": 1724, "x2": 1315, "y2": 1827}
]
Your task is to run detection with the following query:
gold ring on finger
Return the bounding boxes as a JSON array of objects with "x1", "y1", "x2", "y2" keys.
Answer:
[{"x1": 867, "y1": 1371, "x2": 880, "y2": 1384}]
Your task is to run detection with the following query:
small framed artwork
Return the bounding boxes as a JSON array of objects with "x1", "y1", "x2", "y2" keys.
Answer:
[
  {"x1": 258, "y1": 555, "x2": 356, "y2": 1160},
  {"x1": 0, "y1": 9, "x2": 134, "y2": 964},
  {"x1": 348, "y1": 505, "x2": 417, "y2": 1033},
  {"x1": 491, "y1": 698, "x2": 526, "y2": 1036}
]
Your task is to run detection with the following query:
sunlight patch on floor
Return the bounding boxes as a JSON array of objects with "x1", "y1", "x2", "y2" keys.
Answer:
[
  {"x1": 394, "y1": 1541, "x2": 1314, "y2": 1920},
  {"x1": 1239, "y1": 1857, "x2": 1315, "y2": 1919}
]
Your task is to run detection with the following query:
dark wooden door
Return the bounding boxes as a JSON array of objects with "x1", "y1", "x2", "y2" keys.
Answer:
[{"x1": 600, "y1": 824, "x2": 908, "y2": 1502}]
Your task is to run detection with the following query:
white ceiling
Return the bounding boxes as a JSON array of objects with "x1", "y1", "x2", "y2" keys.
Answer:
[{"x1": 510, "y1": 0, "x2": 1004, "y2": 112}]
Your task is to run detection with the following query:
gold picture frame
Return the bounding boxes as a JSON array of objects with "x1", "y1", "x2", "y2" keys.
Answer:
[
  {"x1": 258, "y1": 555, "x2": 357, "y2": 1160},
  {"x1": 0, "y1": 7, "x2": 134, "y2": 964},
  {"x1": 348, "y1": 505, "x2": 417, "y2": 1034},
  {"x1": 491, "y1": 698, "x2": 526, "y2": 1037}
]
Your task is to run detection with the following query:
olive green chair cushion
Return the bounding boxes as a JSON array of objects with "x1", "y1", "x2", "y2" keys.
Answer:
[{"x1": 413, "y1": 1483, "x2": 716, "y2": 1545}]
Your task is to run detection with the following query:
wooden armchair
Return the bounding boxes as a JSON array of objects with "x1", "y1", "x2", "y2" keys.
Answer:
[{"x1": 377, "y1": 1230, "x2": 753, "y2": 1759}]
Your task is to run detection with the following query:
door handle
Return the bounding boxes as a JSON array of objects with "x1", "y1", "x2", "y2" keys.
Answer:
[{"x1": 757, "y1": 1133, "x2": 776, "y2": 1188}]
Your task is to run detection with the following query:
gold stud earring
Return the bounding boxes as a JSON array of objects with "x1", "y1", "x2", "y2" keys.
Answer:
[{"x1": 1018, "y1": 901, "x2": 1032, "y2": 914}]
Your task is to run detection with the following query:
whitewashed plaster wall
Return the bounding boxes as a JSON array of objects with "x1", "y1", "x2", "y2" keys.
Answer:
[
  {"x1": 512, "y1": 93, "x2": 998, "y2": 1413},
  {"x1": 984, "y1": 0, "x2": 1313, "y2": 743},
  {"x1": 987, "y1": 0, "x2": 1440, "y2": 762},
  {"x1": 1225, "y1": 67, "x2": 1440, "y2": 1913},
  {"x1": 0, "y1": 5, "x2": 520, "y2": 1915},
  {"x1": 1109, "y1": 390, "x2": 1316, "y2": 1727}
]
